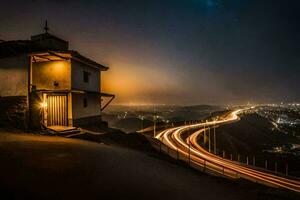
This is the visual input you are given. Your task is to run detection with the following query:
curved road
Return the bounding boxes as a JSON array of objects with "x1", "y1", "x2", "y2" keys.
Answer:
[{"x1": 155, "y1": 109, "x2": 300, "y2": 192}]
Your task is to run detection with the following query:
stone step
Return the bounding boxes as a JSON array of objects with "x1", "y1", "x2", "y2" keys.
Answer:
[{"x1": 45, "y1": 126, "x2": 82, "y2": 136}]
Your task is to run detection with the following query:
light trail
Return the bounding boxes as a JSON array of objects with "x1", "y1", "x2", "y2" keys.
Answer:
[{"x1": 155, "y1": 109, "x2": 300, "y2": 192}]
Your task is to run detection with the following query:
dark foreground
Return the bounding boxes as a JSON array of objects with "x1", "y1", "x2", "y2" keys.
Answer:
[{"x1": 0, "y1": 131, "x2": 299, "y2": 200}]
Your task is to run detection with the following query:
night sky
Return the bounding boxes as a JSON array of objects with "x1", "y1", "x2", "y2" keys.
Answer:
[{"x1": 1, "y1": 0, "x2": 299, "y2": 105}]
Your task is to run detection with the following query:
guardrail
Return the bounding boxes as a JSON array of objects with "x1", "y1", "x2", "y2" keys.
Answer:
[
  {"x1": 147, "y1": 136, "x2": 240, "y2": 180},
  {"x1": 146, "y1": 135, "x2": 300, "y2": 192}
]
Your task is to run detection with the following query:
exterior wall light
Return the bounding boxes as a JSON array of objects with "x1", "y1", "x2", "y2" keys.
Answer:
[{"x1": 40, "y1": 102, "x2": 47, "y2": 108}]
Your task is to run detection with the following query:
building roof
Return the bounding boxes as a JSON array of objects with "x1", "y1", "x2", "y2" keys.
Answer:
[
  {"x1": 35, "y1": 89, "x2": 115, "y2": 97},
  {"x1": 0, "y1": 40, "x2": 36, "y2": 58},
  {"x1": 31, "y1": 33, "x2": 68, "y2": 44},
  {"x1": 71, "y1": 51, "x2": 109, "y2": 71},
  {"x1": 30, "y1": 51, "x2": 108, "y2": 71},
  {"x1": 0, "y1": 33, "x2": 108, "y2": 71}
]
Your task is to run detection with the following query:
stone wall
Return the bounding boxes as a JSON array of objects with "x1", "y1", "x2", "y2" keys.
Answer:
[
  {"x1": 0, "y1": 96, "x2": 28, "y2": 129},
  {"x1": 0, "y1": 55, "x2": 28, "y2": 96}
]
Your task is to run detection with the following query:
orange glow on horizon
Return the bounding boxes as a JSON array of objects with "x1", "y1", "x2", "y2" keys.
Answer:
[{"x1": 102, "y1": 62, "x2": 182, "y2": 104}]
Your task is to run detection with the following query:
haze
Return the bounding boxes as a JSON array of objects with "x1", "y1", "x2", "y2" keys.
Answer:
[{"x1": 1, "y1": 0, "x2": 299, "y2": 105}]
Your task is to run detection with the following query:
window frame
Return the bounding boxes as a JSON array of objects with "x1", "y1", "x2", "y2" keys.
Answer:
[
  {"x1": 83, "y1": 97, "x2": 88, "y2": 108},
  {"x1": 83, "y1": 71, "x2": 90, "y2": 83}
]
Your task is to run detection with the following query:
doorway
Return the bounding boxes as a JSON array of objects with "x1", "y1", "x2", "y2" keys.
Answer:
[{"x1": 47, "y1": 95, "x2": 68, "y2": 126}]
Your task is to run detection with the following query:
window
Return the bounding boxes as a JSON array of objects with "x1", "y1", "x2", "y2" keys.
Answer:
[
  {"x1": 83, "y1": 71, "x2": 90, "y2": 83},
  {"x1": 83, "y1": 97, "x2": 88, "y2": 107}
]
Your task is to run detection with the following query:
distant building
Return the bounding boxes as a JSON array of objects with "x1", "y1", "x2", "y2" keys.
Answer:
[{"x1": 0, "y1": 23, "x2": 114, "y2": 130}]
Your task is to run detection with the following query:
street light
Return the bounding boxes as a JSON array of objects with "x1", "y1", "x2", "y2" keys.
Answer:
[
  {"x1": 189, "y1": 130, "x2": 191, "y2": 167},
  {"x1": 214, "y1": 120, "x2": 216, "y2": 154},
  {"x1": 140, "y1": 116, "x2": 144, "y2": 133},
  {"x1": 203, "y1": 121, "x2": 206, "y2": 146},
  {"x1": 208, "y1": 126, "x2": 211, "y2": 153},
  {"x1": 153, "y1": 115, "x2": 158, "y2": 138}
]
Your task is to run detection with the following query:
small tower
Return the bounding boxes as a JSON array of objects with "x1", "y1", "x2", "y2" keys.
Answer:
[
  {"x1": 44, "y1": 20, "x2": 49, "y2": 34},
  {"x1": 30, "y1": 21, "x2": 69, "y2": 51}
]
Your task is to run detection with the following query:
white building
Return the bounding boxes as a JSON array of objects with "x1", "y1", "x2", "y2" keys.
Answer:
[{"x1": 0, "y1": 25, "x2": 114, "y2": 131}]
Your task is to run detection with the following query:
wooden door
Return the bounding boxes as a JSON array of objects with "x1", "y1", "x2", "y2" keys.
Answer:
[{"x1": 47, "y1": 95, "x2": 68, "y2": 126}]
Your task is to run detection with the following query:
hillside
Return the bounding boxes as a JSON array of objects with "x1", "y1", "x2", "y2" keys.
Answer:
[
  {"x1": 0, "y1": 130, "x2": 298, "y2": 199},
  {"x1": 215, "y1": 113, "x2": 300, "y2": 176}
]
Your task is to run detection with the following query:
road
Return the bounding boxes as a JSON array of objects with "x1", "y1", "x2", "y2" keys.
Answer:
[{"x1": 155, "y1": 109, "x2": 300, "y2": 193}]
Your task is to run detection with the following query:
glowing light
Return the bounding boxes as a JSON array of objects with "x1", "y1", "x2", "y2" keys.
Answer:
[{"x1": 40, "y1": 102, "x2": 47, "y2": 108}]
